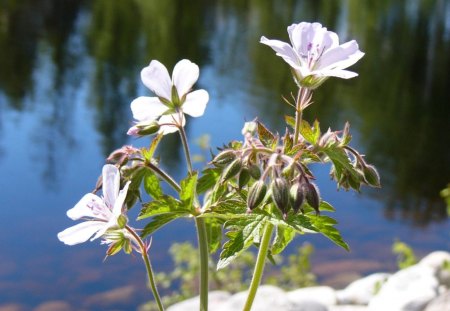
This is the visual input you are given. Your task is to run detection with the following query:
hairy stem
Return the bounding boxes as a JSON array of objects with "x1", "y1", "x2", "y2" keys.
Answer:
[
  {"x1": 146, "y1": 161, "x2": 181, "y2": 193},
  {"x1": 242, "y1": 222, "x2": 274, "y2": 311},
  {"x1": 179, "y1": 127, "x2": 209, "y2": 311},
  {"x1": 126, "y1": 226, "x2": 165, "y2": 311},
  {"x1": 293, "y1": 88, "x2": 304, "y2": 145}
]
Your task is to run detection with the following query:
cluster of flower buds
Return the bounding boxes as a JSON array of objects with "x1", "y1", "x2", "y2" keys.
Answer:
[{"x1": 212, "y1": 128, "x2": 321, "y2": 219}]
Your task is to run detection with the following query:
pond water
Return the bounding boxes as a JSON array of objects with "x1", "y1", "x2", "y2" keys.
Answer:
[{"x1": 0, "y1": 0, "x2": 449, "y2": 310}]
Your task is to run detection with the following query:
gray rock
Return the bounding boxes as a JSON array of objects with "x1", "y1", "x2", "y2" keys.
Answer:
[
  {"x1": 336, "y1": 273, "x2": 391, "y2": 305},
  {"x1": 166, "y1": 291, "x2": 231, "y2": 311},
  {"x1": 424, "y1": 290, "x2": 450, "y2": 311},
  {"x1": 419, "y1": 251, "x2": 450, "y2": 287},
  {"x1": 368, "y1": 264, "x2": 438, "y2": 311},
  {"x1": 287, "y1": 286, "x2": 336, "y2": 306}
]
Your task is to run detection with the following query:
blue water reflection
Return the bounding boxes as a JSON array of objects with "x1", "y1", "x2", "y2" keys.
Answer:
[{"x1": 1, "y1": 1, "x2": 449, "y2": 310}]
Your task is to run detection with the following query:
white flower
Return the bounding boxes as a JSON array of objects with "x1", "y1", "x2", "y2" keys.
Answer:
[
  {"x1": 128, "y1": 59, "x2": 209, "y2": 136},
  {"x1": 57, "y1": 165, "x2": 130, "y2": 246},
  {"x1": 260, "y1": 22, "x2": 364, "y2": 89}
]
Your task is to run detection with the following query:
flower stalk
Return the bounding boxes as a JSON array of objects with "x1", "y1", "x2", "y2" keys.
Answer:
[{"x1": 242, "y1": 221, "x2": 274, "y2": 311}]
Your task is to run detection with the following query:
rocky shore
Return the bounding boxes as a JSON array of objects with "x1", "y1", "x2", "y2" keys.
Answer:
[{"x1": 167, "y1": 251, "x2": 450, "y2": 311}]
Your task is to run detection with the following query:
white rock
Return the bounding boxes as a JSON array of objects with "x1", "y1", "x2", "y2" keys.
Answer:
[
  {"x1": 336, "y1": 273, "x2": 391, "y2": 305},
  {"x1": 166, "y1": 291, "x2": 230, "y2": 311},
  {"x1": 424, "y1": 290, "x2": 450, "y2": 311},
  {"x1": 419, "y1": 251, "x2": 450, "y2": 287},
  {"x1": 216, "y1": 285, "x2": 327, "y2": 311},
  {"x1": 368, "y1": 264, "x2": 438, "y2": 311},
  {"x1": 329, "y1": 306, "x2": 369, "y2": 311},
  {"x1": 287, "y1": 286, "x2": 336, "y2": 306}
]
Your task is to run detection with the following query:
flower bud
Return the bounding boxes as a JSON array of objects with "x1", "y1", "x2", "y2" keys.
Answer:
[
  {"x1": 129, "y1": 122, "x2": 160, "y2": 136},
  {"x1": 303, "y1": 182, "x2": 320, "y2": 215},
  {"x1": 248, "y1": 164, "x2": 262, "y2": 180},
  {"x1": 247, "y1": 180, "x2": 267, "y2": 211},
  {"x1": 117, "y1": 214, "x2": 128, "y2": 229},
  {"x1": 221, "y1": 158, "x2": 242, "y2": 182},
  {"x1": 238, "y1": 168, "x2": 251, "y2": 189},
  {"x1": 271, "y1": 178, "x2": 290, "y2": 218},
  {"x1": 212, "y1": 150, "x2": 236, "y2": 167},
  {"x1": 106, "y1": 241, "x2": 123, "y2": 256},
  {"x1": 289, "y1": 182, "x2": 305, "y2": 214},
  {"x1": 363, "y1": 165, "x2": 381, "y2": 187}
]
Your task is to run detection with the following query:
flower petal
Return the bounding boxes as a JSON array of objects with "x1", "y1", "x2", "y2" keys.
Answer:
[
  {"x1": 102, "y1": 164, "x2": 120, "y2": 209},
  {"x1": 182, "y1": 89, "x2": 209, "y2": 117},
  {"x1": 130, "y1": 96, "x2": 168, "y2": 122},
  {"x1": 172, "y1": 59, "x2": 199, "y2": 98},
  {"x1": 141, "y1": 60, "x2": 172, "y2": 100},
  {"x1": 317, "y1": 40, "x2": 364, "y2": 71},
  {"x1": 67, "y1": 193, "x2": 108, "y2": 220},
  {"x1": 313, "y1": 69, "x2": 359, "y2": 79},
  {"x1": 57, "y1": 221, "x2": 106, "y2": 245},
  {"x1": 260, "y1": 36, "x2": 300, "y2": 69},
  {"x1": 113, "y1": 181, "x2": 131, "y2": 218},
  {"x1": 158, "y1": 113, "x2": 185, "y2": 135}
]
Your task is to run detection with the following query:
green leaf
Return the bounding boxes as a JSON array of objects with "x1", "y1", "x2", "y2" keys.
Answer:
[
  {"x1": 309, "y1": 215, "x2": 349, "y2": 251},
  {"x1": 321, "y1": 144, "x2": 359, "y2": 182},
  {"x1": 205, "y1": 217, "x2": 223, "y2": 254},
  {"x1": 197, "y1": 168, "x2": 221, "y2": 194},
  {"x1": 138, "y1": 195, "x2": 184, "y2": 219},
  {"x1": 141, "y1": 212, "x2": 189, "y2": 238},
  {"x1": 143, "y1": 133, "x2": 164, "y2": 160},
  {"x1": 143, "y1": 168, "x2": 163, "y2": 199},
  {"x1": 283, "y1": 130, "x2": 293, "y2": 155},
  {"x1": 180, "y1": 172, "x2": 198, "y2": 211},
  {"x1": 257, "y1": 121, "x2": 277, "y2": 149},
  {"x1": 319, "y1": 201, "x2": 335, "y2": 212},
  {"x1": 300, "y1": 120, "x2": 321, "y2": 145},
  {"x1": 272, "y1": 226, "x2": 295, "y2": 255},
  {"x1": 217, "y1": 216, "x2": 266, "y2": 269},
  {"x1": 285, "y1": 115, "x2": 295, "y2": 128}
]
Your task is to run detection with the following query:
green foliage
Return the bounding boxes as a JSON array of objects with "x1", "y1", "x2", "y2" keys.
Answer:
[
  {"x1": 392, "y1": 239, "x2": 417, "y2": 269},
  {"x1": 300, "y1": 120, "x2": 321, "y2": 145},
  {"x1": 440, "y1": 184, "x2": 450, "y2": 215}
]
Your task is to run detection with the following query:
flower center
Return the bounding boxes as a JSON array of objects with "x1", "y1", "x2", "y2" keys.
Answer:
[{"x1": 301, "y1": 42, "x2": 326, "y2": 70}]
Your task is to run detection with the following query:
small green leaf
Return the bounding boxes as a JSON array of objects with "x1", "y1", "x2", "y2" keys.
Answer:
[
  {"x1": 283, "y1": 130, "x2": 293, "y2": 154},
  {"x1": 272, "y1": 226, "x2": 295, "y2": 255},
  {"x1": 300, "y1": 120, "x2": 321, "y2": 145},
  {"x1": 143, "y1": 169, "x2": 163, "y2": 199},
  {"x1": 322, "y1": 144, "x2": 359, "y2": 182},
  {"x1": 319, "y1": 201, "x2": 335, "y2": 212},
  {"x1": 138, "y1": 195, "x2": 184, "y2": 219},
  {"x1": 180, "y1": 172, "x2": 198, "y2": 211},
  {"x1": 141, "y1": 212, "x2": 189, "y2": 238},
  {"x1": 285, "y1": 115, "x2": 296, "y2": 128},
  {"x1": 197, "y1": 168, "x2": 221, "y2": 194},
  {"x1": 257, "y1": 121, "x2": 278, "y2": 149},
  {"x1": 309, "y1": 215, "x2": 349, "y2": 251}
]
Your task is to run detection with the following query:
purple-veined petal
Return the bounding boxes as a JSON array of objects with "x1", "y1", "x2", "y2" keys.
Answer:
[
  {"x1": 158, "y1": 113, "x2": 185, "y2": 135},
  {"x1": 260, "y1": 36, "x2": 300, "y2": 69},
  {"x1": 67, "y1": 193, "x2": 108, "y2": 221},
  {"x1": 113, "y1": 181, "x2": 131, "y2": 218},
  {"x1": 172, "y1": 59, "x2": 199, "y2": 98},
  {"x1": 313, "y1": 69, "x2": 359, "y2": 79},
  {"x1": 182, "y1": 89, "x2": 209, "y2": 117},
  {"x1": 57, "y1": 221, "x2": 106, "y2": 245},
  {"x1": 130, "y1": 96, "x2": 168, "y2": 122},
  {"x1": 102, "y1": 164, "x2": 120, "y2": 209},
  {"x1": 317, "y1": 40, "x2": 364, "y2": 71},
  {"x1": 141, "y1": 60, "x2": 172, "y2": 100}
]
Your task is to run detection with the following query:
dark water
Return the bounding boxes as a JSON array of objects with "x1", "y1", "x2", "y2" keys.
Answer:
[{"x1": 1, "y1": 0, "x2": 449, "y2": 310}]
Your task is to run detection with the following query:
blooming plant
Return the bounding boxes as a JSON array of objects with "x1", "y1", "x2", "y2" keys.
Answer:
[{"x1": 58, "y1": 22, "x2": 380, "y2": 311}]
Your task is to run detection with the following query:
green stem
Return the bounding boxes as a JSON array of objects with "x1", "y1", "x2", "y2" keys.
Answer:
[
  {"x1": 293, "y1": 88, "x2": 303, "y2": 145},
  {"x1": 195, "y1": 217, "x2": 209, "y2": 311},
  {"x1": 126, "y1": 226, "x2": 165, "y2": 311},
  {"x1": 242, "y1": 222, "x2": 274, "y2": 311},
  {"x1": 146, "y1": 161, "x2": 181, "y2": 193},
  {"x1": 179, "y1": 127, "x2": 209, "y2": 311}
]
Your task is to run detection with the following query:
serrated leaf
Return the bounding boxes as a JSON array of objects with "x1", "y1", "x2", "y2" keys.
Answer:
[
  {"x1": 322, "y1": 144, "x2": 359, "y2": 182},
  {"x1": 272, "y1": 226, "x2": 295, "y2": 255},
  {"x1": 257, "y1": 122, "x2": 277, "y2": 149},
  {"x1": 180, "y1": 172, "x2": 198, "y2": 211},
  {"x1": 320, "y1": 201, "x2": 335, "y2": 212},
  {"x1": 141, "y1": 133, "x2": 164, "y2": 161},
  {"x1": 205, "y1": 217, "x2": 223, "y2": 254},
  {"x1": 308, "y1": 215, "x2": 349, "y2": 251},
  {"x1": 283, "y1": 129, "x2": 293, "y2": 154},
  {"x1": 285, "y1": 115, "x2": 296, "y2": 128},
  {"x1": 141, "y1": 212, "x2": 189, "y2": 238},
  {"x1": 300, "y1": 120, "x2": 321, "y2": 144},
  {"x1": 218, "y1": 216, "x2": 266, "y2": 269},
  {"x1": 138, "y1": 195, "x2": 184, "y2": 219},
  {"x1": 197, "y1": 168, "x2": 221, "y2": 194},
  {"x1": 143, "y1": 169, "x2": 163, "y2": 199}
]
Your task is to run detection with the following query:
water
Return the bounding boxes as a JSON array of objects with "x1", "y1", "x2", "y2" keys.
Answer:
[{"x1": 1, "y1": 0, "x2": 449, "y2": 310}]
